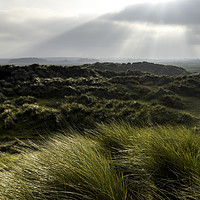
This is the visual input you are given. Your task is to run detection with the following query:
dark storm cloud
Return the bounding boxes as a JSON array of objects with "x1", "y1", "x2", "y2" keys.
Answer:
[
  {"x1": 0, "y1": 9, "x2": 93, "y2": 56},
  {"x1": 24, "y1": 19, "x2": 131, "y2": 57},
  {"x1": 103, "y1": 0, "x2": 200, "y2": 50},
  {"x1": 106, "y1": 0, "x2": 200, "y2": 25},
  {"x1": 0, "y1": 10, "x2": 82, "y2": 42},
  {"x1": 1, "y1": 0, "x2": 200, "y2": 58}
]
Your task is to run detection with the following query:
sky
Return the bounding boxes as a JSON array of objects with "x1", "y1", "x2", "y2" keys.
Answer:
[{"x1": 0, "y1": 0, "x2": 200, "y2": 59}]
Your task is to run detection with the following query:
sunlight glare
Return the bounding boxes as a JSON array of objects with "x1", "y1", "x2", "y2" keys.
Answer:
[{"x1": 135, "y1": 0, "x2": 179, "y2": 3}]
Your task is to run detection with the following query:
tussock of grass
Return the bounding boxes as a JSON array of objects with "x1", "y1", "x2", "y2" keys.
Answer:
[
  {"x1": 92, "y1": 122, "x2": 200, "y2": 199},
  {"x1": 144, "y1": 126, "x2": 200, "y2": 198},
  {"x1": 1, "y1": 122, "x2": 200, "y2": 199},
  {"x1": 94, "y1": 121, "x2": 137, "y2": 153},
  {"x1": 0, "y1": 134, "x2": 127, "y2": 200}
]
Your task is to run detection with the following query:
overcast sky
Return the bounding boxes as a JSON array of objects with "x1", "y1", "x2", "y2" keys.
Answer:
[{"x1": 0, "y1": 0, "x2": 200, "y2": 59}]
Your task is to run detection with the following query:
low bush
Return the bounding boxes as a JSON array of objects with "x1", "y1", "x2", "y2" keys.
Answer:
[
  {"x1": 14, "y1": 96, "x2": 37, "y2": 106},
  {"x1": 149, "y1": 105, "x2": 196, "y2": 125},
  {"x1": 160, "y1": 94, "x2": 185, "y2": 109},
  {"x1": 0, "y1": 92, "x2": 6, "y2": 103}
]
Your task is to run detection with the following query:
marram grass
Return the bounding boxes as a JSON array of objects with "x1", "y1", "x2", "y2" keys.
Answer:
[
  {"x1": 0, "y1": 122, "x2": 200, "y2": 199},
  {"x1": 0, "y1": 134, "x2": 127, "y2": 200}
]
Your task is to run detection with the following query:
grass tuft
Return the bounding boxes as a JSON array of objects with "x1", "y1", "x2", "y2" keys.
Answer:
[
  {"x1": 0, "y1": 134, "x2": 127, "y2": 200},
  {"x1": 1, "y1": 122, "x2": 200, "y2": 199}
]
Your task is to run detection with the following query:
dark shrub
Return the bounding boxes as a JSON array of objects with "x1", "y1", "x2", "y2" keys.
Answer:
[
  {"x1": 160, "y1": 95, "x2": 185, "y2": 109},
  {"x1": 149, "y1": 105, "x2": 196, "y2": 125},
  {"x1": 19, "y1": 104, "x2": 61, "y2": 130},
  {"x1": 14, "y1": 96, "x2": 37, "y2": 106},
  {"x1": 2, "y1": 88, "x2": 15, "y2": 96},
  {"x1": 0, "y1": 93, "x2": 6, "y2": 103}
]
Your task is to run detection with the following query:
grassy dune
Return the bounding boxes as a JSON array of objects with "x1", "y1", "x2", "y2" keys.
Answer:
[
  {"x1": 0, "y1": 64, "x2": 200, "y2": 199},
  {"x1": 1, "y1": 122, "x2": 200, "y2": 199}
]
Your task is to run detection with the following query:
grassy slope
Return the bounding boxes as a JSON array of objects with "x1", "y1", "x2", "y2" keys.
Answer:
[
  {"x1": 1, "y1": 123, "x2": 200, "y2": 199},
  {"x1": 0, "y1": 63, "x2": 200, "y2": 199}
]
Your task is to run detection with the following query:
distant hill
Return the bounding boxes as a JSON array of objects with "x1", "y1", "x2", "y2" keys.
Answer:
[
  {"x1": 0, "y1": 59, "x2": 10, "y2": 65},
  {"x1": 87, "y1": 61, "x2": 190, "y2": 76},
  {"x1": 9, "y1": 58, "x2": 48, "y2": 65},
  {"x1": 5, "y1": 57, "x2": 99, "y2": 66},
  {"x1": 132, "y1": 62, "x2": 189, "y2": 76},
  {"x1": 0, "y1": 57, "x2": 197, "y2": 75}
]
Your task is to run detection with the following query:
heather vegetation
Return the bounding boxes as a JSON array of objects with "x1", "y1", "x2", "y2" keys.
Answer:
[
  {"x1": 0, "y1": 62, "x2": 200, "y2": 199},
  {"x1": 0, "y1": 63, "x2": 199, "y2": 137}
]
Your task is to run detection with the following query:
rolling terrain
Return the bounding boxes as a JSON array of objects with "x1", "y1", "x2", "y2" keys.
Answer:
[
  {"x1": 0, "y1": 62, "x2": 200, "y2": 199},
  {"x1": 0, "y1": 62, "x2": 199, "y2": 138}
]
